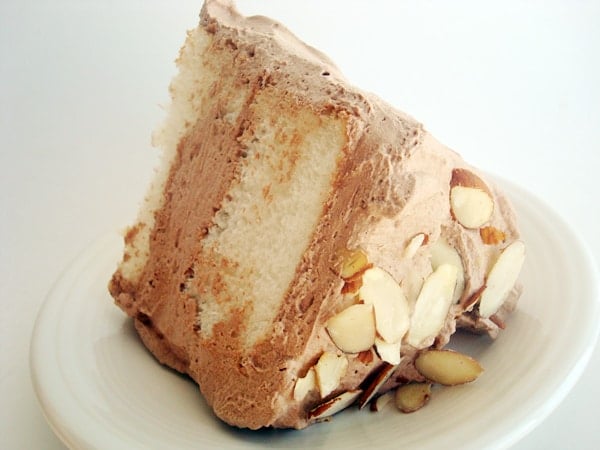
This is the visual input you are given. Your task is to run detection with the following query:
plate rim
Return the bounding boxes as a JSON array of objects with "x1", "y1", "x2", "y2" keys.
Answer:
[{"x1": 29, "y1": 177, "x2": 600, "y2": 450}]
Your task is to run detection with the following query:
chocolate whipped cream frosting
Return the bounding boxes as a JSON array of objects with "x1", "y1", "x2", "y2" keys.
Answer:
[{"x1": 109, "y1": 0, "x2": 523, "y2": 430}]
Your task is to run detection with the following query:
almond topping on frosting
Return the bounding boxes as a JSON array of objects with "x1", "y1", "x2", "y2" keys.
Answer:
[
  {"x1": 314, "y1": 352, "x2": 348, "y2": 398},
  {"x1": 479, "y1": 226, "x2": 506, "y2": 245},
  {"x1": 407, "y1": 264, "x2": 459, "y2": 349},
  {"x1": 449, "y1": 168, "x2": 494, "y2": 229},
  {"x1": 429, "y1": 237, "x2": 465, "y2": 303},
  {"x1": 358, "y1": 362, "x2": 397, "y2": 409},
  {"x1": 309, "y1": 389, "x2": 362, "y2": 421},
  {"x1": 359, "y1": 267, "x2": 410, "y2": 344},
  {"x1": 326, "y1": 303, "x2": 376, "y2": 354},
  {"x1": 478, "y1": 240, "x2": 526, "y2": 318},
  {"x1": 293, "y1": 367, "x2": 316, "y2": 401},
  {"x1": 338, "y1": 248, "x2": 369, "y2": 279},
  {"x1": 374, "y1": 338, "x2": 401, "y2": 365},
  {"x1": 403, "y1": 232, "x2": 427, "y2": 259}
]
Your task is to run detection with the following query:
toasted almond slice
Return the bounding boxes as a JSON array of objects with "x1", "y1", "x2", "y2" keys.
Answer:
[
  {"x1": 374, "y1": 338, "x2": 401, "y2": 365},
  {"x1": 359, "y1": 267, "x2": 410, "y2": 344},
  {"x1": 478, "y1": 240, "x2": 526, "y2": 318},
  {"x1": 326, "y1": 304, "x2": 376, "y2": 353},
  {"x1": 339, "y1": 248, "x2": 369, "y2": 279},
  {"x1": 479, "y1": 226, "x2": 506, "y2": 245},
  {"x1": 450, "y1": 186, "x2": 494, "y2": 229},
  {"x1": 356, "y1": 349, "x2": 374, "y2": 365},
  {"x1": 462, "y1": 284, "x2": 486, "y2": 310},
  {"x1": 358, "y1": 362, "x2": 397, "y2": 409},
  {"x1": 394, "y1": 382, "x2": 432, "y2": 413},
  {"x1": 429, "y1": 237, "x2": 465, "y2": 303},
  {"x1": 450, "y1": 168, "x2": 494, "y2": 229},
  {"x1": 370, "y1": 392, "x2": 394, "y2": 412},
  {"x1": 415, "y1": 349, "x2": 483, "y2": 386},
  {"x1": 314, "y1": 352, "x2": 348, "y2": 398},
  {"x1": 293, "y1": 367, "x2": 316, "y2": 401},
  {"x1": 309, "y1": 389, "x2": 362, "y2": 420},
  {"x1": 406, "y1": 264, "x2": 458, "y2": 349},
  {"x1": 341, "y1": 277, "x2": 363, "y2": 294},
  {"x1": 403, "y1": 233, "x2": 427, "y2": 259},
  {"x1": 450, "y1": 168, "x2": 490, "y2": 190}
]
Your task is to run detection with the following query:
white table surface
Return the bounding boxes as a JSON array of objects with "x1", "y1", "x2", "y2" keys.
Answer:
[{"x1": 2, "y1": 1, "x2": 599, "y2": 448}]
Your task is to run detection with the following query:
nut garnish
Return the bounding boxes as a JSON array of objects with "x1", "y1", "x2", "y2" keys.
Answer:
[
  {"x1": 478, "y1": 240, "x2": 526, "y2": 318},
  {"x1": 359, "y1": 267, "x2": 410, "y2": 344},
  {"x1": 326, "y1": 303, "x2": 376, "y2": 353},
  {"x1": 341, "y1": 277, "x2": 363, "y2": 294},
  {"x1": 394, "y1": 382, "x2": 432, "y2": 413},
  {"x1": 370, "y1": 392, "x2": 393, "y2": 412},
  {"x1": 356, "y1": 349, "x2": 374, "y2": 365},
  {"x1": 293, "y1": 367, "x2": 316, "y2": 401},
  {"x1": 339, "y1": 248, "x2": 369, "y2": 279},
  {"x1": 406, "y1": 264, "x2": 458, "y2": 349},
  {"x1": 415, "y1": 349, "x2": 483, "y2": 386},
  {"x1": 308, "y1": 389, "x2": 362, "y2": 421},
  {"x1": 449, "y1": 168, "x2": 494, "y2": 229},
  {"x1": 358, "y1": 362, "x2": 397, "y2": 409},
  {"x1": 429, "y1": 237, "x2": 465, "y2": 303},
  {"x1": 462, "y1": 284, "x2": 486, "y2": 310},
  {"x1": 403, "y1": 233, "x2": 427, "y2": 259},
  {"x1": 374, "y1": 338, "x2": 401, "y2": 365},
  {"x1": 479, "y1": 226, "x2": 506, "y2": 245},
  {"x1": 314, "y1": 352, "x2": 349, "y2": 398}
]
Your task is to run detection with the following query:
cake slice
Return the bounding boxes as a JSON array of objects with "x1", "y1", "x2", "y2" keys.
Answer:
[{"x1": 109, "y1": 0, "x2": 525, "y2": 429}]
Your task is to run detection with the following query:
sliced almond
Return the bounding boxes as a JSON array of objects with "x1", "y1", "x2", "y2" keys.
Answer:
[
  {"x1": 429, "y1": 237, "x2": 465, "y2": 303},
  {"x1": 341, "y1": 277, "x2": 363, "y2": 295},
  {"x1": 462, "y1": 284, "x2": 486, "y2": 310},
  {"x1": 308, "y1": 389, "x2": 362, "y2": 421},
  {"x1": 451, "y1": 168, "x2": 490, "y2": 191},
  {"x1": 339, "y1": 248, "x2": 369, "y2": 279},
  {"x1": 314, "y1": 352, "x2": 349, "y2": 398},
  {"x1": 358, "y1": 362, "x2": 397, "y2": 409},
  {"x1": 406, "y1": 264, "x2": 458, "y2": 349},
  {"x1": 479, "y1": 226, "x2": 506, "y2": 245},
  {"x1": 356, "y1": 349, "x2": 374, "y2": 365},
  {"x1": 450, "y1": 168, "x2": 494, "y2": 229},
  {"x1": 370, "y1": 392, "x2": 394, "y2": 412},
  {"x1": 326, "y1": 303, "x2": 376, "y2": 353},
  {"x1": 293, "y1": 367, "x2": 316, "y2": 401},
  {"x1": 374, "y1": 338, "x2": 401, "y2": 365},
  {"x1": 359, "y1": 267, "x2": 410, "y2": 344},
  {"x1": 450, "y1": 185, "x2": 494, "y2": 228},
  {"x1": 394, "y1": 382, "x2": 432, "y2": 413},
  {"x1": 478, "y1": 240, "x2": 526, "y2": 318},
  {"x1": 415, "y1": 349, "x2": 483, "y2": 386},
  {"x1": 403, "y1": 233, "x2": 427, "y2": 259}
]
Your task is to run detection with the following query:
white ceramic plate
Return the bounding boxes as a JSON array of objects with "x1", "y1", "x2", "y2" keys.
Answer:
[{"x1": 30, "y1": 178, "x2": 600, "y2": 450}]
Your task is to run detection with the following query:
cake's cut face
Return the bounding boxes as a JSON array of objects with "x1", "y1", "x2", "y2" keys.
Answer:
[{"x1": 109, "y1": 0, "x2": 525, "y2": 430}]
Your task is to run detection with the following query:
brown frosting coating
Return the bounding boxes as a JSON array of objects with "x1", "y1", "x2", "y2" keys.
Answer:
[{"x1": 109, "y1": 0, "x2": 521, "y2": 429}]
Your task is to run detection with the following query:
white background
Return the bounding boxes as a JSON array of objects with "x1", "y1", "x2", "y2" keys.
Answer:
[{"x1": 1, "y1": 0, "x2": 599, "y2": 448}]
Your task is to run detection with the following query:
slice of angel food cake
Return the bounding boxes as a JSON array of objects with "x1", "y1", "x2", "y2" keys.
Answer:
[{"x1": 108, "y1": 0, "x2": 525, "y2": 429}]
